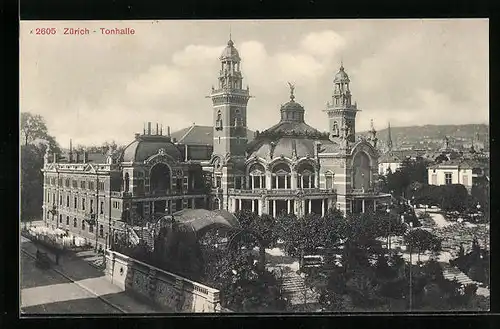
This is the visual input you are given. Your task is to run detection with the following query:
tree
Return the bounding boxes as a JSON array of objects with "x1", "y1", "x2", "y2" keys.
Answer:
[
  {"x1": 21, "y1": 112, "x2": 49, "y2": 146},
  {"x1": 404, "y1": 229, "x2": 442, "y2": 262},
  {"x1": 20, "y1": 112, "x2": 61, "y2": 222}
]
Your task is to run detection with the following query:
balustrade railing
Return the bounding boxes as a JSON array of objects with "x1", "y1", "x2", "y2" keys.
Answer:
[{"x1": 228, "y1": 188, "x2": 336, "y2": 196}]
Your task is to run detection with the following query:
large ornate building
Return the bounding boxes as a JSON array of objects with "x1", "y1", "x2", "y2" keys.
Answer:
[{"x1": 41, "y1": 36, "x2": 390, "y2": 249}]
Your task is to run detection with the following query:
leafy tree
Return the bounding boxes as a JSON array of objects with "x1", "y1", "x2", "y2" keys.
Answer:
[
  {"x1": 20, "y1": 112, "x2": 61, "y2": 222},
  {"x1": 404, "y1": 229, "x2": 442, "y2": 262},
  {"x1": 21, "y1": 112, "x2": 49, "y2": 146}
]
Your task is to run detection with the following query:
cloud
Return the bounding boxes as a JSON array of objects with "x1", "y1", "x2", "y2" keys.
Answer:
[
  {"x1": 300, "y1": 30, "x2": 346, "y2": 57},
  {"x1": 20, "y1": 20, "x2": 488, "y2": 147}
]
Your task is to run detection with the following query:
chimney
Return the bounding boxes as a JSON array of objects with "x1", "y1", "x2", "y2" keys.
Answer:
[
  {"x1": 156, "y1": 123, "x2": 159, "y2": 135},
  {"x1": 143, "y1": 123, "x2": 146, "y2": 135},
  {"x1": 53, "y1": 153, "x2": 58, "y2": 163},
  {"x1": 76, "y1": 151, "x2": 80, "y2": 163},
  {"x1": 167, "y1": 126, "x2": 171, "y2": 137},
  {"x1": 69, "y1": 139, "x2": 73, "y2": 163},
  {"x1": 83, "y1": 150, "x2": 88, "y2": 163},
  {"x1": 148, "y1": 122, "x2": 152, "y2": 135},
  {"x1": 160, "y1": 124, "x2": 163, "y2": 135}
]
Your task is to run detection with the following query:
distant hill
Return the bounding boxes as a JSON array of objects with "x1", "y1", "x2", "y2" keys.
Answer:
[{"x1": 359, "y1": 124, "x2": 489, "y2": 150}]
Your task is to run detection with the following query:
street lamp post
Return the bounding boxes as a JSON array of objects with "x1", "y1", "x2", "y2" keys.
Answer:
[
  {"x1": 406, "y1": 221, "x2": 414, "y2": 311},
  {"x1": 386, "y1": 208, "x2": 391, "y2": 252}
]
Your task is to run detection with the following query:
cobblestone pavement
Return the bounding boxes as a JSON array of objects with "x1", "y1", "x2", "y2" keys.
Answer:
[{"x1": 21, "y1": 236, "x2": 165, "y2": 314}]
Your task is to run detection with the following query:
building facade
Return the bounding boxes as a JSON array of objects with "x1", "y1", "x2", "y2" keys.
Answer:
[
  {"x1": 427, "y1": 159, "x2": 489, "y2": 193},
  {"x1": 41, "y1": 36, "x2": 391, "y2": 247}
]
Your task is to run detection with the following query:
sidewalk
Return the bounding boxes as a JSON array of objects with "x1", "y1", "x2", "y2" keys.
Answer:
[{"x1": 21, "y1": 237, "x2": 167, "y2": 313}]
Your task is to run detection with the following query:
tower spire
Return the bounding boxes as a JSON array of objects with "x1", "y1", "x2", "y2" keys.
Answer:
[
  {"x1": 229, "y1": 25, "x2": 232, "y2": 42},
  {"x1": 387, "y1": 122, "x2": 393, "y2": 152}
]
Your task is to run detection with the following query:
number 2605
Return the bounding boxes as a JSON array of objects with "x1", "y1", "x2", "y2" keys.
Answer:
[{"x1": 35, "y1": 28, "x2": 56, "y2": 35}]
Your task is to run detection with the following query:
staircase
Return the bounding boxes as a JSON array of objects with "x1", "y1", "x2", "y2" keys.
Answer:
[
  {"x1": 443, "y1": 266, "x2": 474, "y2": 285},
  {"x1": 281, "y1": 270, "x2": 320, "y2": 306},
  {"x1": 127, "y1": 226, "x2": 140, "y2": 245}
]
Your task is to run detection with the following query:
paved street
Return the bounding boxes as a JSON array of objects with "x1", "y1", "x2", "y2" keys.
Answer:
[{"x1": 21, "y1": 236, "x2": 165, "y2": 314}]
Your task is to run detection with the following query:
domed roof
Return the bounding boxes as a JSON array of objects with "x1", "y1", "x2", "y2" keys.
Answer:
[
  {"x1": 334, "y1": 64, "x2": 350, "y2": 83},
  {"x1": 220, "y1": 39, "x2": 240, "y2": 61},
  {"x1": 121, "y1": 135, "x2": 182, "y2": 163}
]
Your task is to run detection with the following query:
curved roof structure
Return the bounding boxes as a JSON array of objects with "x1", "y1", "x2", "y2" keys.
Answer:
[
  {"x1": 220, "y1": 39, "x2": 240, "y2": 61},
  {"x1": 172, "y1": 209, "x2": 241, "y2": 238},
  {"x1": 334, "y1": 64, "x2": 350, "y2": 83},
  {"x1": 121, "y1": 135, "x2": 182, "y2": 162},
  {"x1": 247, "y1": 88, "x2": 336, "y2": 159}
]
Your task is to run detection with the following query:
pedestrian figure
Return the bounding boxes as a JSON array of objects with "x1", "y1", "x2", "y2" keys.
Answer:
[{"x1": 36, "y1": 249, "x2": 40, "y2": 259}]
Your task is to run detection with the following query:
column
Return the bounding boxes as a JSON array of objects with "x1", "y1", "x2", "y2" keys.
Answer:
[
  {"x1": 252, "y1": 199, "x2": 255, "y2": 213},
  {"x1": 287, "y1": 200, "x2": 291, "y2": 214},
  {"x1": 239, "y1": 199, "x2": 242, "y2": 211},
  {"x1": 373, "y1": 200, "x2": 377, "y2": 212},
  {"x1": 321, "y1": 199, "x2": 325, "y2": 217},
  {"x1": 362, "y1": 199, "x2": 365, "y2": 213},
  {"x1": 272, "y1": 200, "x2": 276, "y2": 218},
  {"x1": 308, "y1": 200, "x2": 312, "y2": 214},
  {"x1": 266, "y1": 173, "x2": 272, "y2": 190},
  {"x1": 258, "y1": 199, "x2": 263, "y2": 215}
]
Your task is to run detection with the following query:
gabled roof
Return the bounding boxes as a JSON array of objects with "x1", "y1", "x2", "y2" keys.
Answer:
[
  {"x1": 428, "y1": 158, "x2": 488, "y2": 170},
  {"x1": 170, "y1": 125, "x2": 255, "y2": 146}
]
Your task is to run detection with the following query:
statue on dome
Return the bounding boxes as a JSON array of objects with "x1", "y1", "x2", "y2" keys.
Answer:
[{"x1": 287, "y1": 82, "x2": 295, "y2": 101}]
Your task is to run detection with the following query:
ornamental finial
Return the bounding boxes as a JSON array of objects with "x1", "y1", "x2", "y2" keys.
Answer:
[{"x1": 287, "y1": 82, "x2": 295, "y2": 101}]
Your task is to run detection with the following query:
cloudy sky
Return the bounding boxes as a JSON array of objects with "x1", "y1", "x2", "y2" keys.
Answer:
[{"x1": 20, "y1": 19, "x2": 488, "y2": 147}]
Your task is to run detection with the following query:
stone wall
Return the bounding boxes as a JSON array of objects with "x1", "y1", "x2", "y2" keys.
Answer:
[{"x1": 105, "y1": 249, "x2": 222, "y2": 312}]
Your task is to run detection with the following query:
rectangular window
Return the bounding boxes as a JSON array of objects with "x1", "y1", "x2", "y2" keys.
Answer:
[
  {"x1": 65, "y1": 179, "x2": 70, "y2": 188},
  {"x1": 100, "y1": 201, "x2": 104, "y2": 214},
  {"x1": 216, "y1": 176, "x2": 222, "y2": 188},
  {"x1": 431, "y1": 174, "x2": 437, "y2": 185},
  {"x1": 89, "y1": 224, "x2": 94, "y2": 233},
  {"x1": 72, "y1": 180, "x2": 78, "y2": 188},
  {"x1": 462, "y1": 175, "x2": 468, "y2": 186},
  {"x1": 234, "y1": 177, "x2": 242, "y2": 189},
  {"x1": 177, "y1": 178, "x2": 183, "y2": 192},
  {"x1": 74, "y1": 197, "x2": 77, "y2": 209},
  {"x1": 90, "y1": 199, "x2": 94, "y2": 213},
  {"x1": 82, "y1": 198, "x2": 86, "y2": 211},
  {"x1": 66, "y1": 195, "x2": 70, "y2": 207},
  {"x1": 445, "y1": 173, "x2": 452, "y2": 185},
  {"x1": 73, "y1": 218, "x2": 77, "y2": 228},
  {"x1": 66, "y1": 216, "x2": 70, "y2": 225},
  {"x1": 89, "y1": 181, "x2": 94, "y2": 190},
  {"x1": 59, "y1": 195, "x2": 62, "y2": 205},
  {"x1": 81, "y1": 181, "x2": 85, "y2": 189}
]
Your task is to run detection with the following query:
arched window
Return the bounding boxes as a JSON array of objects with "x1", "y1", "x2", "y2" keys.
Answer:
[
  {"x1": 248, "y1": 163, "x2": 266, "y2": 189},
  {"x1": 352, "y1": 152, "x2": 371, "y2": 190},
  {"x1": 297, "y1": 163, "x2": 316, "y2": 189},
  {"x1": 150, "y1": 163, "x2": 171, "y2": 194},
  {"x1": 272, "y1": 163, "x2": 291, "y2": 189},
  {"x1": 325, "y1": 171, "x2": 335, "y2": 189},
  {"x1": 124, "y1": 173, "x2": 130, "y2": 193},
  {"x1": 215, "y1": 110, "x2": 223, "y2": 130},
  {"x1": 234, "y1": 109, "x2": 242, "y2": 127}
]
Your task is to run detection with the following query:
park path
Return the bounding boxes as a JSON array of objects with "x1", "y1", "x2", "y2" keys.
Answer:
[{"x1": 414, "y1": 209, "x2": 489, "y2": 298}]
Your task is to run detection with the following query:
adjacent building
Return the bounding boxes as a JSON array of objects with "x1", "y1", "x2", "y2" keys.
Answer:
[{"x1": 427, "y1": 159, "x2": 489, "y2": 192}]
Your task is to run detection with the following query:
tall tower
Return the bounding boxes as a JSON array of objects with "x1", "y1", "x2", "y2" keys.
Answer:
[
  {"x1": 386, "y1": 122, "x2": 393, "y2": 152},
  {"x1": 210, "y1": 36, "x2": 251, "y2": 159},
  {"x1": 324, "y1": 63, "x2": 360, "y2": 145}
]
